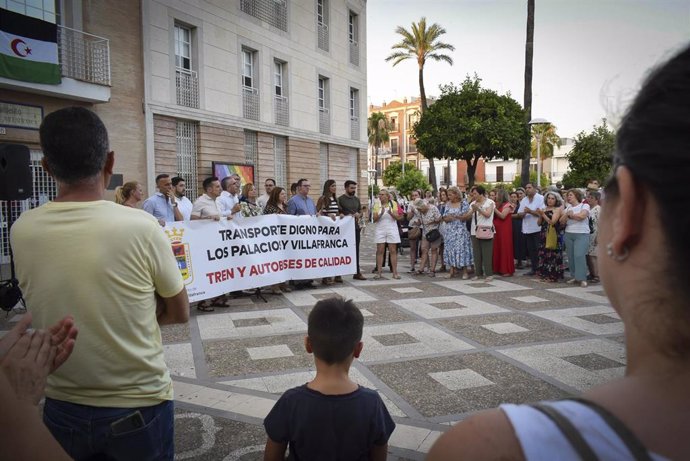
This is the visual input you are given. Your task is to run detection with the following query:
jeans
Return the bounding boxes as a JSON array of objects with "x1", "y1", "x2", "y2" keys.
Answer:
[
  {"x1": 43, "y1": 398, "x2": 174, "y2": 461},
  {"x1": 563, "y1": 232, "x2": 590, "y2": 281},
  {"x1": 471, "y1": 236, "x2": 494, "y2": 277},
  {"x1": 524, "y1": 231, "x2": 540, "y2": 271}
]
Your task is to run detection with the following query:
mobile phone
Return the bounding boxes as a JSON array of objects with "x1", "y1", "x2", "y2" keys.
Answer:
[{"x1": 110, "y1": 410, "x2": 145, "y2": 435}]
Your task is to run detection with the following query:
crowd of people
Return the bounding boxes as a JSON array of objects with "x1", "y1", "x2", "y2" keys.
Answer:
[
  {"x1": 4, "y1": 43, "x2": 690, "y2": 460},
  {"x1": 369, "y1": 180, "x2": 603, "y2": 288}
]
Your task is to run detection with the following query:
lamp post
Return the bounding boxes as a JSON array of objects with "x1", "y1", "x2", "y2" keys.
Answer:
[{"x1": 529, "y1": 118, "x2": 550, "y2": 188}]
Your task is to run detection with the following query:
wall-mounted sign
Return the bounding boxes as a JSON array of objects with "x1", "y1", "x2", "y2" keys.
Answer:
[{"x1": 0, "y1": 101, "x2": 43, "y2": 130}]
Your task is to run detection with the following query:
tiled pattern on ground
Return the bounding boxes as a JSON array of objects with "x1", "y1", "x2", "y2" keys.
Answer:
[{"x1": 1, "y1": 226, "x2": 623, "y2": 460}]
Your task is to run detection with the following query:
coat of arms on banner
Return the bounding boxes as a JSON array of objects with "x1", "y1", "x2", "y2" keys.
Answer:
[{"x1": 165, "y1": 228, "x2": 193, "y2": 284}]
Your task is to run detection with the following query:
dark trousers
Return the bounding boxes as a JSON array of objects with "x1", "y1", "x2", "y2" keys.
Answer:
[{"x1": 524, "y1": 231, "x2": 540, "y2": 270}]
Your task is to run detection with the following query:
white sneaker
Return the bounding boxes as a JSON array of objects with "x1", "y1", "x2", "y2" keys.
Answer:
[{"x1": 580, "y1": 281, "x2": 588, "y2": 288}]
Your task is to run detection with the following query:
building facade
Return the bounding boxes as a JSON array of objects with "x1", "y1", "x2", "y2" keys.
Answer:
[{"x1": 0, "y1": 0, "x2": 368, "y2": 273}]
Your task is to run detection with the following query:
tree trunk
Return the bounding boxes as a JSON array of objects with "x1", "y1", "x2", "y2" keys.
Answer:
[
  {"x1": 466, "y1": 156, "x2": 479, "y2": 188},
  {"x1": 418, "y1": 64, "x2": 438, "y2": 193},
  {"x1": 521, "y1": 0, "x2": 535, "y2": 187}
]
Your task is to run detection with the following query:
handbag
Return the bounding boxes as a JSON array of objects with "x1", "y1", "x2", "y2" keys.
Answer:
[
  {"x1": 474, "y1": 211, "x2": 494, "y2": 240},
  {"x1": 426, "y1": 228, "x2": 441, "y2": 242},
  {"x1": 546, "y1": 224, "x2": 558, "y2": 250},
  {"x1": 408, "y1": 227, "x2": 421, "y2": 240}
]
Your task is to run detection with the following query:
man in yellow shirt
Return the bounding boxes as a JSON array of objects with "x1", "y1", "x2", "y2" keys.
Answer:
[{"x1": 10, "y1": 107, "x2": 189, "y2": 460}]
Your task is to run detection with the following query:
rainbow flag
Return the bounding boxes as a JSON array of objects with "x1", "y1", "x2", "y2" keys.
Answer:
[{"x1": 0, "y1": 8, "x2": 61, "y2": 84}]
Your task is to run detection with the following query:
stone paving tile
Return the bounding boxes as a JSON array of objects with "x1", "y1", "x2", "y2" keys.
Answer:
[
  {"x1": 392, "y1": 295, "x2": 508, "y2": 320},
  {"x1": 434, "y1": 278, "x2": 531, "y2": 294},
  {"x1": 300, "y1": 300, "x2": 417, "y2": 325},
  {"x1": 160, "y1": 322, "x2": 191, "y2": 343},
  {"x1": 547, "y1": 286, "x2": 611, "y2": 304},
  {"x1": 164, "y1": 342, "x2": 196, "y2": 378},
  {"x1": 196, "y1": 308, "x2": 306, "y2": 340},
  {"x1": 467, "y1": 288, "x2": 601, "y2": 311},
  {"x1": 357, "y1": 282, "x2": 463, "y2": 300},
  {"x1": 531, "y1": 306, "x2": 623, "y2": 335},
  {"x1": 368, "y1": 353, "x2": 570, "y2": 417},
  {"x1": 438, "y1": 313, "x2": 585, "y2": 347},
  {"x1": 204, "y1": 333, "x2": 313, "y2": 377},
  {"x1": 283, "y1": 286, "x2": 377, "y2": 306}
]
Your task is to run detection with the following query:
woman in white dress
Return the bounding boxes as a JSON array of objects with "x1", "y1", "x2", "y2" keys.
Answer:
[{"x1": 372, "y1": 189, "x2": 401, "y2": 280}]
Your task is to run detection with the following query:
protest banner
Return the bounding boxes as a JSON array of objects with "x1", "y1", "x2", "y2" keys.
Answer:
[{"x1": 163, "y1": 214, "x2": 356, "y2": 302}]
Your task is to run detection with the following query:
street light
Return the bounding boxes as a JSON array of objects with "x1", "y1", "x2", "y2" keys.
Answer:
[{"x1": 529, "y1": 117, "x2": 550, "y2": 188}]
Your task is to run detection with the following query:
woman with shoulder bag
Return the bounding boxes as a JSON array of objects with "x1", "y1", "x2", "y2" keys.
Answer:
[
  {"x1": 414, "y1": 199, "x2": 443, "y2": 277},
  {"x1": 536, "y1": 191, "x2": 565, "y2": 282},
  {"x1": 467, "y1": 185, "x2": 496, "y2": 281}
]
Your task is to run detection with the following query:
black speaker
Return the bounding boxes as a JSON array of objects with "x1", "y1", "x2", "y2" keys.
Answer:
[{"x1": 0, "y1": 144, "x2": 33, "y2": 200}]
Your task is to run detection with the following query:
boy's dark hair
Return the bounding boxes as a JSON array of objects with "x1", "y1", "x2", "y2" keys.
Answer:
[
  {"x1": 308, "y1": 298, "x2": 363, "y2": 364},
  {"x1": 39, "y1": 106, "x2": 109, "y2": 184},
  {"x1": 203, "y1": 176, "x2": 219, "y2": 191}
]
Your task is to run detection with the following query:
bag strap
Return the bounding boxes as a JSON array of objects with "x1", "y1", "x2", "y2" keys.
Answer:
[
  {"x1": 565, "y1": 398, "x2": 653, "y2": 461},
  {"x1": 528, "y1": 403, "x2": 599, "y2": 461}
]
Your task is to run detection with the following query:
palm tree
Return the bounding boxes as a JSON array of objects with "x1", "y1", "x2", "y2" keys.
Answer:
[
  {"x1": 521, "y1": 0, "x2": 535, "y2": 186},
  {"x1": 386, "y1": 17, "x2": 454, "y2": 192},
  {"x1": 368, "y1": 112, "x2": 390, "y2": 186},
  {"x1": 530, "y1": 123, "x2": 561, "y2": 159}
]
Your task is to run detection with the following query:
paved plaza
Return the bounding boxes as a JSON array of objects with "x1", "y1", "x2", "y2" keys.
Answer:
[{"x1": 1, "y1": 228, "x2": 626, "y2": 460}]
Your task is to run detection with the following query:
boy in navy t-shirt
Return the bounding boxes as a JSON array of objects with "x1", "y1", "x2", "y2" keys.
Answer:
[{"x1": 263, "y1": 298, "x2": 396, "y2": 460}]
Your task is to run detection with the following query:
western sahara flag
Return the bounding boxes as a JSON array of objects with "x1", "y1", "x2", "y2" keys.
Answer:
[{"x1": 0, "y1": 8, "x2": 61, "y2": 84}]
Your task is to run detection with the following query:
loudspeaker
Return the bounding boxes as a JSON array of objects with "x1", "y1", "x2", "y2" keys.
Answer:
[{"x1": 0, "y1": 144, "x2": 33, "y2": 201}]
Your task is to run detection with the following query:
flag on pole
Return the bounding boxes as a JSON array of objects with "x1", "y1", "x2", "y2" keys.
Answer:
[{"x1": 0, "y1": 8, "x2": 61, "y2": 84}]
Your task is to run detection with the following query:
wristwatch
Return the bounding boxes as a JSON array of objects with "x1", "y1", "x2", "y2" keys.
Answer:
[{"x1": 172, "y1": 202, "x2": 178, "y2": 207}]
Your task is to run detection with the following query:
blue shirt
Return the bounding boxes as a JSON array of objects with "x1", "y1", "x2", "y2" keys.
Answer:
[
  {"x1": 264, "y1": 384, "x2": 395, "y2": 461},
  {"x1": 287, "y1": 194, "x2": 317, "y2": 216},
  {"x1": 142, "y1": 193, "x2": 175, "y2": 222}
]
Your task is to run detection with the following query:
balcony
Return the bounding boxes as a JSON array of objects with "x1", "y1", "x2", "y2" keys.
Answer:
[
  {"x1": 319, "y1": 107, "x2": 330, "y2": 135},
  {"x1": 243, "y1": 87, "x2": 260, "y2": 121},
  {"x1": 349, "y1": 41, "x2": 359, "y2": 66},
  {"x1": 318, "y1": 23, "x2": 329, "y2": 51},
  {"x1": 350, "y1": 116, "x2": 359, "y2": 140},
  {"x1": 274, "y1": 95, "x2": 289, "y2": 126},
  {"x1": 176, "y1": 70, "x2": 199, "y2": 109},
  {"x1": 0, "y1": 25, "x2": 111, "y2": 102}
]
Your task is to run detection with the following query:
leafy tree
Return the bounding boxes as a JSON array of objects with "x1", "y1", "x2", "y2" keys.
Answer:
[
  {"x1": 367, "y1": 112, "x2": 390, "y2": 185},
  {"x1": 511, "y1": 171, "x2": 550, "y2": 190},
  {"x1": 386, "y1": 17, "x2": 455, "y2": 193},
  {"x1": 381, "y1": 161, "x2": 430, "y2": 197},
  {"x1": 561, "y1": 120, "x2": 615, "y2": 188},
  {"x1": 531, "y1": 123, "x2": 561, "y2": 159},
  {"x1": 414, "y1": 76, "x2": 530, "y2": 187},
  {"x1": 520, "y1": 0, "x2": 535, "y2": 186}
]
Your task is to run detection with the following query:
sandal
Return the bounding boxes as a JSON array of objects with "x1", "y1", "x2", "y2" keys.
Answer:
[
  {"x1": 372, "y1": 274, "x2": 384, "y2": 280},
  {"x1": 196, "y1": 301, "x2": 215, "y2": 312},
  {"x1": 428, "y1": 272, "x2": 436, "y2": 278},
  {"x1": 392, "y1": 274, "x2": 401, "y2": 280}
]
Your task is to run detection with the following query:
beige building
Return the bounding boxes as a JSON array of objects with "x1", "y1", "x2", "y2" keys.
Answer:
[{"x1": 0, "y1": 0, "x2": 368, "y2": 273}]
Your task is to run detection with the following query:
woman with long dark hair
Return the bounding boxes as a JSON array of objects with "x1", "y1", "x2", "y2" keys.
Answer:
[{"x1": 263, "y1": 187, "x2": 292, "y2": 294}]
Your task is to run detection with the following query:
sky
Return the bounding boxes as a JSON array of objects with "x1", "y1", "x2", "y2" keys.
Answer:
[{"x1": 366, "y1": 0, "x2": 690, "y2": 138}]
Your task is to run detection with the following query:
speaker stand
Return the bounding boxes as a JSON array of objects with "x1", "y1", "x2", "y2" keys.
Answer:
[{"x1": 0, "y1": 201, "x2": 26, "y2": 313}]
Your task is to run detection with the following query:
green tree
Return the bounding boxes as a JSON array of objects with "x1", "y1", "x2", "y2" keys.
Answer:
[
  {"x1": 531, "y1": 123, "x2": 562, "y2": 159},
  {"x1": 520, "y1": 0, "x2": 535, "y2": 186},
  {"x1": 414, "y1": 76, "x2": 530, "y2": 187},
  {"x1": 511, "y1": 170, "x2": 549, "y2": 190},
  {"x1": 561, "y1": 120, "x2": 615, "y2": 188},
  {"x1": 381, "y1": 161, "x2": 430, "y2": 197},
  {"x1": 367, "y1": 112, "x2": 390, "y2": 185},
  {"x1": 386, "y1": 17, "x2": 455, "y2": 193}
]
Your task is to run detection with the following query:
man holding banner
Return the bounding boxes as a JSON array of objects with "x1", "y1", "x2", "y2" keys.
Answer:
[{"x1": 339, "y1": 180, "x2": 367, "y2": 280}]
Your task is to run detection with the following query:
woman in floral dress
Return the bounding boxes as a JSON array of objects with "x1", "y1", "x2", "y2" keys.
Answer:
[
  {"x1": 442, "y1": 186, "x2": 473, "y2": 279},
  {"x1": 536, "y1": 191, "x2": 565, "y2": 282}
]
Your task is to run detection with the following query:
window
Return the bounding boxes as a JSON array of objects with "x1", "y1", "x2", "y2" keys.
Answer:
[
  {"x1": 244, "y1": 130, "x2": 258, "y2": 166},
  {"x1": 240, "y1": 0, "x2": 288, "y2": 32},
  {"x1": 443, "y1": 165, "x2": 451, "y2": 185},
  {"x1": 407, "y1": 113, "x2": 417, "y2": 128},
  {"x1": 1, "y1": 0, "x2": 56, "y2": 22},
  {"x1": 274, "y1": 136, "x2": 287, "y2": 188},
  {"x1": 349, "y1": 88, "x2": 359, "y2": 140},
  {"x1": 349, "y1": 148, "x2": 357, "y2": 180},
  {"x1": 174, "y1": 23, "x2": 198, "y2": 108},
  {"x1": 390, "y1": 138, "x2": 398, "y2": 155},
  {"x1": 348, "y1": 11, "x2": 359, "y2": 65},
  {"x1": 242, "y1": 49, "x2": 254, "y2": 88},
  {"x1": 316, "y1": 0, "x2": 329, "y2": 51},
  {"x1": 390, "y1": 116, "x2": 397, "y2": 131},
  {"x1": 274, "y1": 60, "x2": 288, "y2": 126},
  {"x1": 320, "y1": 143, "x2": 329, "y2": 186},
  {"x1": 176, "y1": 121, "x2": 199, "y2": 201},
  {"x1": 408, "y1": 137, "x2": 417, "y2": 152},
  {"x1": 174, "y1": 24, "x2": 192, "y2": 71},
  {"x1": 318, "y1": 76, "x2": 330, "y2": 134},
  {"x1": 496, "y1": 166, "x2": 504, "y2": 183}
]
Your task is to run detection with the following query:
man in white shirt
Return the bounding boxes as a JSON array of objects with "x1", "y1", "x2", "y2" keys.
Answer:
[
  {"x1": 191, "y1": 177, "x2": 222, "y2": 220},
  {"x1": 257, "y1": 178, "x2": 276, "y2": 209},
  {"x1": 217, "y1": 175, "x2": 241, "y2": 218},
  {"x1": 515, "y1": 183, "x2": 544, "y2": 276},
  {"x1": 172, "y1": 176, "x2": 193, "y2": 221}
]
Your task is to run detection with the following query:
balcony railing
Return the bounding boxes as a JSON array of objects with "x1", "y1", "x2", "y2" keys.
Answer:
[
  {"x1": 318, "y1": 23, "x2": 329, "y2": 51},
  {"x1": 243, "y1": 87, "x2": 260, "y2": 120},
  {"x1": 58, "y1": 25, "x2": 110, "y2": 86},
  {"x1": 349, "y1": 41, "x2": 359, "y2": 66},
  {"x1": 274, "y1": 95, "x2": 289, "y2": 126},
  {"x1": 350, "y1": 116, "x2": 359, "y2": 140},
  {"x1": 176, "y1": 70, "x2": 199, "y2": 108},
  {"x1": 319, "y1": 107, "x2": 330, "y2": 135}
]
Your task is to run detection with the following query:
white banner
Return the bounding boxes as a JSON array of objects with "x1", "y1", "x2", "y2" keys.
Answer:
[{"x1": 163, "y1": 215, "x2": 356, "y2": 302}]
